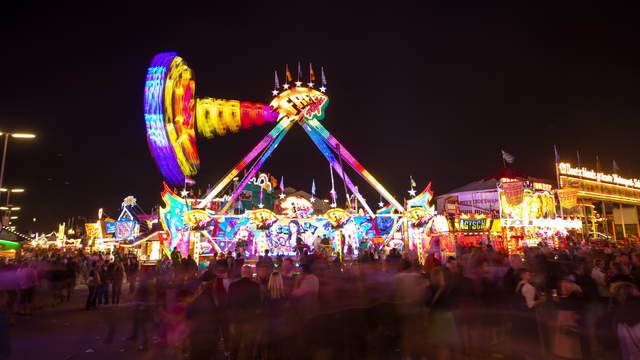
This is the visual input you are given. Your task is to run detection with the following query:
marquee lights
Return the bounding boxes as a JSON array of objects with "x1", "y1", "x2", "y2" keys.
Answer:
[
  {"x1": 269, "y1": 87, "x2": 328, "y2": 123},
  {"x1": 559, "y1": 162, "x2": 640, "y2": 189}
]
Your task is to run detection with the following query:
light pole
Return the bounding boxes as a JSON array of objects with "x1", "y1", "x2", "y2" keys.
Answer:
[
  {"x1": 0, "y1": 132, "x2": 36, "y2": 205},
  {"x1": 1, "y1": 188, "x2": 24, "y2": 222}
]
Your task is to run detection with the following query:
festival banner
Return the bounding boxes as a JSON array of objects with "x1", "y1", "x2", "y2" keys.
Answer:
[
  {"x1": 502, "y1": 180, "x2": 524, "y2": 206},
  {"x1": 557, "y1": 188, "x2": 578, "y2": 208}
]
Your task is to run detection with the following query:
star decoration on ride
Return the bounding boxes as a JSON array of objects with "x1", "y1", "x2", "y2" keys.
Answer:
[
  {"x1": 319, "y1": 86, "x2": 326, "y2": 92},
  {"x1": 307, "y1": 82, "x2": 314, "y2": 88},
  {"x1": 310, "y1": 196, "x2": 316, "y2": 202},
  {"x1": 378, "y1": 201, "x2": 385, "y2": 208},
  {"x1": 408, "y1": 189, "x2": 417, "y2": 196},
  {"x1": 258, "y1": 203, "x2": 264, "y2": 208},
  {"x1": 279, "y1": 193, "x2": 286, "y2": 199},
  {"x1": 282, "y1": 83, "x2": 290, "y2": 89},
  {"x1": 272, "y1": 89, "x2": 279, "y2": 96},
  {"x1": 294, "y1": 81, "x2": 302, "y2": 87},
  {"x1": 330, "y1": 202, "x2": 337, "y2": 208},
  {"x1": 180, "y1": 189, "x2": 189, "y2": 198}
]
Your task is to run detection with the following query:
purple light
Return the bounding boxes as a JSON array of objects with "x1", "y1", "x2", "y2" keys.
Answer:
[{"x1": 144, "y1": 52, "x2": 185, "y2": 185}]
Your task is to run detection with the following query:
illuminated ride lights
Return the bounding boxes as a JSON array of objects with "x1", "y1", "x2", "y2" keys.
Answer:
[
  {"x1": 144, "y1": 52, "x2": 277, "y2": 185},
  {"x1": 144, "y1": 52, "x2": 449, "y2": 257}
]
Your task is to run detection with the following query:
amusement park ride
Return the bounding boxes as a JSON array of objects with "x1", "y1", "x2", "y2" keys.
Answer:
[{"x1": 144, "y1": 52, "x2": 444, "y2": 260}]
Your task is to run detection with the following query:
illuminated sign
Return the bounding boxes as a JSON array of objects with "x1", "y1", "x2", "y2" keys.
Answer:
[
  {"x1": 533, "y1": 182, "x2": 553, "y2": 192},
  {"x1": 248, "y1": 172, "x2": 276, "y2": 191},
  {"x1": 280, "y1": 196, "x2": 314, "y2": 218},
  {"x1": 269, "y1": 87, "x2": 328, "y2": 122},
  {"x1": 453, "y1": 214, "x2": 492, "y2": 232},
  {"x1": 502, "y1": 218, "x2": 582, "y2": 229},
  {"x1": 559, "y1": 163, "x2": 640, "y2": 189},
  {"x1": 558, "y1": 163, "x2": 640, "y2": 204},
  {"x1": 460, "y1": 218, "x2": 488, "y2": 231}
]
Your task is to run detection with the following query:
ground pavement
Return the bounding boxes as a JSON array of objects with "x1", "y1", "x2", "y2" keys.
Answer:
[{"x1": 8, "y1": 284, "x2": 170, "y2": 360}]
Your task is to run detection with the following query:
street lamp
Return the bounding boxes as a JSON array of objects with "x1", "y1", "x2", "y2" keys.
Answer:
[{"x1": 0, "y1": 131, "x2": 36, "y2": 204}]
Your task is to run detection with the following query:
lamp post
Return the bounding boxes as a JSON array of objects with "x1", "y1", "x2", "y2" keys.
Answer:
[{"x1": 0, "y1": 132, "x2": 36, "y2": 205}]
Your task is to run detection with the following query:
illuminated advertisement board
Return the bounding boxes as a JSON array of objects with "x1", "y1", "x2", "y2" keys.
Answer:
[{"x1": 558, "y1": 162, "x2": 640, "y2": 205}]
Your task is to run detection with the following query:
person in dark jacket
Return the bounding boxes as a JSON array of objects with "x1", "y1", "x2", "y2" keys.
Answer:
[
  {"x1": 111, "y1": 260, "x2": 125, "y2": 304},
  {"x1": 228, "y1": 265, "x2": 260, "y2": 360},
  {"x1": 187, "y1": 279, "x2": 221, "y2": 360},
  {"x1": 126, "y1": 257, "x2": 139, "y2": 294}
]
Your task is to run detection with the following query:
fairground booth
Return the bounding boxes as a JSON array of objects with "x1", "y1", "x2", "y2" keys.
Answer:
[{"x1": 437, "y1": 168, "x2": 582, "y2": 254}]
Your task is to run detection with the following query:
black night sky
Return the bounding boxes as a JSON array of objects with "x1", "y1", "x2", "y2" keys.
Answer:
[{"x1": 1, "y1": 2, "x2": 639, "y2": 232}]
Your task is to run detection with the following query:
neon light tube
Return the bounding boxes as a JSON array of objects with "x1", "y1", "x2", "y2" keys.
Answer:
[
  {"x1": 220, "y1": 122, "x2": 293, "y2": 213},
  {"x1": 300, "y1": 121, "x2": 374, "y2": 216},
  {"x1": 307, "y1": 119, "x2": 405, "y2": 212},
  {"x1": 197, "y1": 117, "x2": 292, "y2": 208}
]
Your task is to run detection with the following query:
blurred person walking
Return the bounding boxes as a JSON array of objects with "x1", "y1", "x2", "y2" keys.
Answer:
[{"x1": 228, "y1": 264, "x2": 260, "y2": 360}]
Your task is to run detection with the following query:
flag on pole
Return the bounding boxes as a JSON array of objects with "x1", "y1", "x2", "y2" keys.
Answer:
[
  {"x1": 613, "y1": 160, "x2": 620, "y2": 174},
  {"x1": 297, "y1": 61, "x2": 301, "y2": 82},
  {"x1": 596, "y1": 155, "x2": 601, "y2": 172},
  {"x1": 184, "y1": 176, "x2": 196, "y2": 186},
  {"x1": 285, "y1": 65, "x2": 292, "y2": 82},
  {"x1": 554, "y1": 145, "x2": 560, "y2": 163},
  {"x1": 279, "y1": 176, "x2": 284, "y2": 192},
  {"x1": 274, "y1": 70, "x2": 280, "y2": 89},
  {"x1": 410, "y1": 176, "x2": 416, "y2": 188},
  {"x1": 309, "y1": 63, "x2": 315, "y2": 81},
  {"x1": 501, "y1": 150, "x2": 515, "y2": 164},
  {"x1": 311, "y1": 179, "x2": 316, "y2": 196}
]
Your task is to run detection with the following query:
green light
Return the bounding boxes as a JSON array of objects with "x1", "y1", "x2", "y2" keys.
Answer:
[
  {"x1": 64, "y1": 181, "x2": 70, "y2": 185},
  {"x1": 0, "y1": 239, "x2": 21, "y2": 250}
]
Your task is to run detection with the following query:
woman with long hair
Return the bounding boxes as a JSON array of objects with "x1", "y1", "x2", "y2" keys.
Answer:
[{"x1": 261, "y1": 271, "x2": 293, "y2": 359}]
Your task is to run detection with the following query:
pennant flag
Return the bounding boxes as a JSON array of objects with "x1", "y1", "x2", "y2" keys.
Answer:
[
  {"x1": 259, "y1": 187, "x2": 263, "y2": 202},
  {"x1": 309, "y1": 63, "x2": 316, "y2": 81},
  {"x1": 501, "y1": 150, "x2": 515, "y2": 164},
  {"x1": 596, "y1": 154, "x2": 601, "y2": 172},
  {"x1": 321, "y1": 66, "x2": 327, "y2": 86},
  {"x1": 410, "y1": 176, "x2": 416, "y2": 188},
  {"x1": 184, "y1": 176, "x2": 196, "y2": 186},
  {"x1": 613, "y1": 160, "x2": 620, "y2": 174},
  {"x1": 274, "y1": 70, "x2": 280, "y2": 89},
  {"x1": 554, "y1": 145, "x2": 560, "y2": 163},
  {"x1": 279, "y1": 176, "x2": 285, "y2": 192},
  {"x1": 311, "y1": 179, "x2": 316, "y2": 195},
  {"x1": 285, "y1": 65, "x2": 292, "y2": 82},
  {"x1": 297, "y1": 61, "x2": 301, "y2": 81}
]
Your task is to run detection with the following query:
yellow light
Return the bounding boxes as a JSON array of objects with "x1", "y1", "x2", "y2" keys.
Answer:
[
  {"x1": 10, "y1": 216, "x2": 17, "y2": 220},
  {"x1": 0, "y1": 207, "x2": 7, "y2": 210},
  {"x1": 11, "y1": 133, "x2": 36, "y2": 139},
  {"x1": 10, "y1": 207, "x2": 20, "y2": 211},
  {"x1": 10, "y1": 189, "x2": 24, "y2": 193}
]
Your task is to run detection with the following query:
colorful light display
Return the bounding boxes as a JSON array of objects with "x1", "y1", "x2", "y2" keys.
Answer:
[
  {"x1": 144, "y1": 52, "x2": 186, "y2": 185},
  {"x1": 144, "y1": 52, "x2": 276, "y2": 185},
  {"x1": 145, "y1": 54, "x2": 444, "y2": 259}
]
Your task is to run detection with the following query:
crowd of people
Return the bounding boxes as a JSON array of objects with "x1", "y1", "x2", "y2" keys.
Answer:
[{"x1": 0, "y1": 242, "x2": 639, "y2": 359}]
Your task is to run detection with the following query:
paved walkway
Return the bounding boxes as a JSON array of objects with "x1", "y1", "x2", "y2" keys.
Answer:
[{"x1": 7, "y1": 284, "x2": 167, "y2": 360}]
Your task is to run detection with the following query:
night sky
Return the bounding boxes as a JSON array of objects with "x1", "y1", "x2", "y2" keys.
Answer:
[{"x1": 1, "y1": 2, "x2": 639, "y2": 232}]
